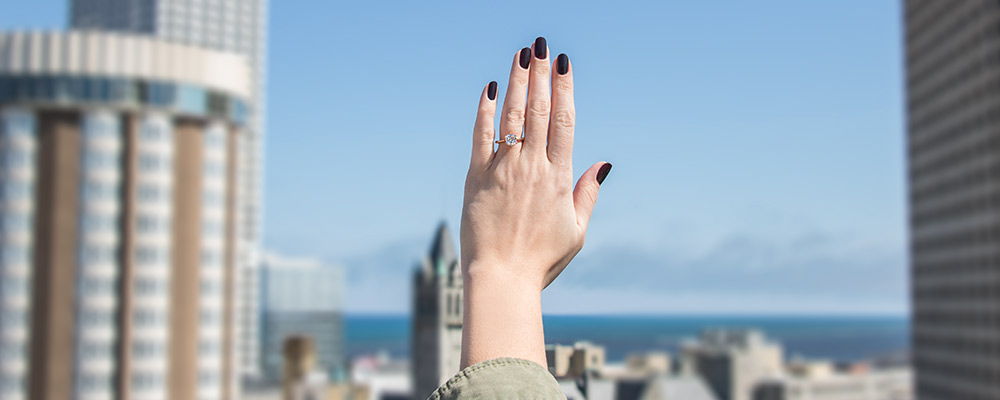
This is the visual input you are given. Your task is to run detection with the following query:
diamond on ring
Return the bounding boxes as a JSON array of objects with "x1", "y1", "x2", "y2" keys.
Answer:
[{"x1": 505, "y1": 134, "x2": 519, "y2": 146}]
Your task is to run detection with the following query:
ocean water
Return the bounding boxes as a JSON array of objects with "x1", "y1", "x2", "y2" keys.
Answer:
[{"x1": 345, "y1": 315, "x2": 909, "y2": 363}]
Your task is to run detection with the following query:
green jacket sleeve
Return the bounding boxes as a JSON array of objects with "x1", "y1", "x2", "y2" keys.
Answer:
[{"x1": 428, "y1": 358, "x2": 565, "y2": 400}]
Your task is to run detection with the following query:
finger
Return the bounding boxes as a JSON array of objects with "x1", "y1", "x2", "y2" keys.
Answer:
[
  {"x1": 573, "y1": 162, "x2": 612, "y2": 227},
  {"x1": 496, "y1": 46, "x2": 532, "y2": 159},
  {"x1": 523, "y1": 36, "x2": 550, "y2": 155},
  {"x1": 471, "y1": 81, "x2": 498, "y2": 170},
  {"x1": 548, "y1": 53, "x2": 574, "y2": 167}
]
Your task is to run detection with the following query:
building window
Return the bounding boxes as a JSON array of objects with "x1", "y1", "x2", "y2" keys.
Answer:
[
  {"x1": 136, "y1": 246, "x2": 163, "y2": 265},
  {"x1": 133, "y1": 341, "x2": 164, "y2": 358},
  {"x1": 133, "y1": 308, "x2": 165, "y2": 327}
]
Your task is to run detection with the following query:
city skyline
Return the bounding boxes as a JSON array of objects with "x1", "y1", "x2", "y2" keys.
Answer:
[{"x1": 0, "y1": 1, "x2": 908, "y2": 315}]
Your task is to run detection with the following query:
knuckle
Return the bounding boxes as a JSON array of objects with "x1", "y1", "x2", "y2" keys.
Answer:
[
  {"x1": 553, "y1": 110, "x2": 575, "y2": 129},
  {"x1": 475, "y1": 126, "x2": 493, "y2": 138},
  {"x1": 528, "y1": 98, "x2": 550, "y2": 116},
  {"x1": 555, "y1": 78, "x2": 574, "y2": 92},
  {"x1": 511, "y1": 75, "x2": 529, "y2": 87},
  {"x1": 504, "y1": 109, "x2": 525, "y2": 127}
]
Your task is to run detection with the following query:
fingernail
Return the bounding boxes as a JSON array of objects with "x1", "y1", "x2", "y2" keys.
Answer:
[
  {"x1": 597, "y1": 163, "x2": 612, "y2": 185},
  {"x1": 556, "y1": 54, "x2": 569, "y2": 75},
  {"x1": 534, "y1": 37, "x2": 547, "y2": 59},
  {"x1": 487, "y1": 81, "x2": 497, "y2": 101},
  {"x1": 518, "y1": 47, "x2": 531, "y2": 69}
]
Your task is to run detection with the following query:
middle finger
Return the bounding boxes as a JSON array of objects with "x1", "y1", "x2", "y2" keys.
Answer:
[
  {"x1": 523, "y1": 36, "x2": 550, "y2": 156},
  {"x1": 496, "y1": 46, "x2": 532, "y2": 161}
]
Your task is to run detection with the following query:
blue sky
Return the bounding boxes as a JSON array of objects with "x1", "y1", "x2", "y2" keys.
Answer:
[{"x1": 4, "y1": 1, "x2": 907, "y2": 315}]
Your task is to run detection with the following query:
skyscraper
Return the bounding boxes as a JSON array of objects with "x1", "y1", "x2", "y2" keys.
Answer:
[
  {"x1": 904, "y1": 1, "x2": 1000, "y2": 399},
  {"x1": 0, "y1": 30, "x2": 250, "y2": 400},
  {"x1": 412, "y1": 222, "x2": 463, "y2": 400},
  {"x1": 68, "y1": 0, "x2": 269, "y2": 384},
  {"x1": 258, "y1": 252, "x2": 345, "y2": 384}
]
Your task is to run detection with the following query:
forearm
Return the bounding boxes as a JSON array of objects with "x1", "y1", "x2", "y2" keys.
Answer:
[{"x1": 460, "y1": 263, "x2": 547, "y2": 369}]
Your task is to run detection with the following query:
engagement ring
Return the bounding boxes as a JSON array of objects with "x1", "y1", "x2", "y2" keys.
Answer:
[{"x1": 496, "y1": 134, "x2": 522, "y2": 146}]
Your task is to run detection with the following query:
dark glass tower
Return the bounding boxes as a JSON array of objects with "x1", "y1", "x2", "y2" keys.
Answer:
[{"x1": 904, "y1": 1, "x2": 1000, "y2": 399}]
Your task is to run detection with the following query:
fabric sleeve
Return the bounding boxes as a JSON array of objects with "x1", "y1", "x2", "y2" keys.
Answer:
[{"x1": 428, "y1": 357, "x2": 565, "y2": 400}]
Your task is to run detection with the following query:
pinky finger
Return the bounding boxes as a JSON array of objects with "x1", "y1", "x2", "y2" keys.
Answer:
[{"x1": 471, "y1": 81, "x2": 498, "y2": 170}]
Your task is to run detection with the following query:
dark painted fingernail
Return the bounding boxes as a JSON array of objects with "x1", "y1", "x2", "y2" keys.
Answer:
[
  {"x1": 556, "y1": 54, "x2": 569, "y2": 75},
  {"x1": 518, "y1": 47, "x2": 531, "y2": 69},
  {"x1": 597, "y1": 163, "x2": 612, "y2": 185},
  {"x1": 534, "y1": 37, "x2": 547, "y2": 59},
  {"x1": 487, "y1": 81, "x2": 497, "y2": 100}
]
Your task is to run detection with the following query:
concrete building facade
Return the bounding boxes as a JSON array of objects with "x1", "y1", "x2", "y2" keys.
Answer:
[
  {"x1": 0, "y1": 30, "x2": 249, "y2": 400},
  {"x1": 412, "y1": 222, "x2": 463, "y2": 400},
  {"x1": 904, "y1": 1, "x2": 1000, "y2": 399},
  {"x1": 681, "y1": 330, "x2": 784, "y2": 400},
  {"x1": 753, "y1": 360, "x2": 912, "y2": 400},
  {"x1": 68, "y1": 0, "x2": 269, "y2": 383},
  {"x1": 546, "y1": 342, "x2": 608, "y2": 378}
]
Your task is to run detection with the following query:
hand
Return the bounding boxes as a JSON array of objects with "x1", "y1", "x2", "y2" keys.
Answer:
[
  {"x1": 461, "y1": 38, "x2": 611, "y2": 291},
  {"x1": 459, "y1": 37, "x2": 611, "y2": 368}
]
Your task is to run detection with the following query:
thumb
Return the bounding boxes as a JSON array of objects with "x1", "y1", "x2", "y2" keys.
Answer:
[{"x1": 573, "y1": 162, "x2": 613, "y2": 226}]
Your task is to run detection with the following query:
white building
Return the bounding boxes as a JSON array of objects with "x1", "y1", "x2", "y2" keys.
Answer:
[
  {"x1": 69, "y1": 0, "x2": 269, "y2": 384},
  {"x1": 754, "y1": 361, "x2": 912, "y2": 400},
  {"x1": 0, "y1": 30, "x2": 250, "y2": 400},
  {"x1": 352, "y1": 353, "x2": 412, "y2": 400}
]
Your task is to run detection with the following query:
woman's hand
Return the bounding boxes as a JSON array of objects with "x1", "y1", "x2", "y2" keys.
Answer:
[{"x1": 460, "y1": 37, "x2": 611, "y2": 369}]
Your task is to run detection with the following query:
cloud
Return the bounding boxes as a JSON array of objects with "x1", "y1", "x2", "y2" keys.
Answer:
[
  {"x1": 340, "y1": 237, "x2": 427, "y2": 314},
  {"x1": 338, "y1": 229, "x2": 908, "y2": 315},
  {"x1": 552, "y1": 231, "x2": 907, "y2": 314}
]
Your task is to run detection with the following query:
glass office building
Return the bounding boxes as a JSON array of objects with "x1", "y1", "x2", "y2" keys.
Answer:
[{"x1": 259, "y1": 252, "x2": 345, "y2": 384}]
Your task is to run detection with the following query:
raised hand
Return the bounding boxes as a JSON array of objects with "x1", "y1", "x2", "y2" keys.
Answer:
[{"x1": 460, "y1": 37, "x2": 611, "y2": 368}]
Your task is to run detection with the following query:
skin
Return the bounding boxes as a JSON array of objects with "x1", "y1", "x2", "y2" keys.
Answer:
[{"x1": 460, "y1": 39, "x2": 608, "y2": 369}]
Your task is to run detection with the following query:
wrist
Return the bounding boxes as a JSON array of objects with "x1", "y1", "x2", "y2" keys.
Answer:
[
  {"x1": 463, "y1": 258, "x2": 545, "y2": 293},
  {"x1": 461, "y1": 259, "x2": 547, "y2": 369}
]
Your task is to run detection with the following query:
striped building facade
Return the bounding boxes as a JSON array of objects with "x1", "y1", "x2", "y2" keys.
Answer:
[{"x1": 0, "y1": 30, "x2": 249, "y2": 400}]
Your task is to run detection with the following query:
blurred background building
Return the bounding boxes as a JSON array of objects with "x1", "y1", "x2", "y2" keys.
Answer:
[
  {"x1": 753, "y1": 360, "x2": 912, "y2": 400},
  {"x1": 411, "y1": 222, "x2": 463, "y2": 400},
  {"x1": 680, "y1": 330, "x2": 784, "y2": 400},
  {"x1": 259, "y1": 251, "x2": 345, "y2": 385},
  {"x1": 68, "y1": 0, "x2": 269, "y2": 387},
  {"x1": 0, "y1": 30, "x2": 249, "y2": 400},
  {"x1": 539, "y1": 330, "x2": 911, "y2": 400},
  {"x1": 904, "y1": 1, "x2": 1000, "y2": 399}
]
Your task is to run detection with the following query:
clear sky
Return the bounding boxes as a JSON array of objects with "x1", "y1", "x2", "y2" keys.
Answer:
[{"x1": 3, "y1": 1, "x2": 907, "y2": 315}]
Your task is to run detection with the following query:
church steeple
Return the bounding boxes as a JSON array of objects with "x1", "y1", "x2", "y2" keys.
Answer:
[
  {"x1": 427, "y1": 221, "x2": 458, "y2": 277},
  {"x1": 412, "y1": 222, "x2": 464, "y2": 399}
]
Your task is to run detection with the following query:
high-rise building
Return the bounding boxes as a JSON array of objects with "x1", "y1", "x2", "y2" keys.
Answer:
[
  {"x1": 259, "y1": 252, "x2": 345, "y2": 384},
  {"x1": 904, "y1": 1, "x2": 1000, "y2": 399},
  {"x1": 412, "y1": 222, "x2": 463, "y2": 400},
  {"x1": 68, "y1": 0, "x2": 269, "y2": 383},
  {"x1": 0, "y1": 30, "x2": 250, "y2": 400},
  {"x1": 680, "y1": 330, "x2": 784, "y2": 400}
]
